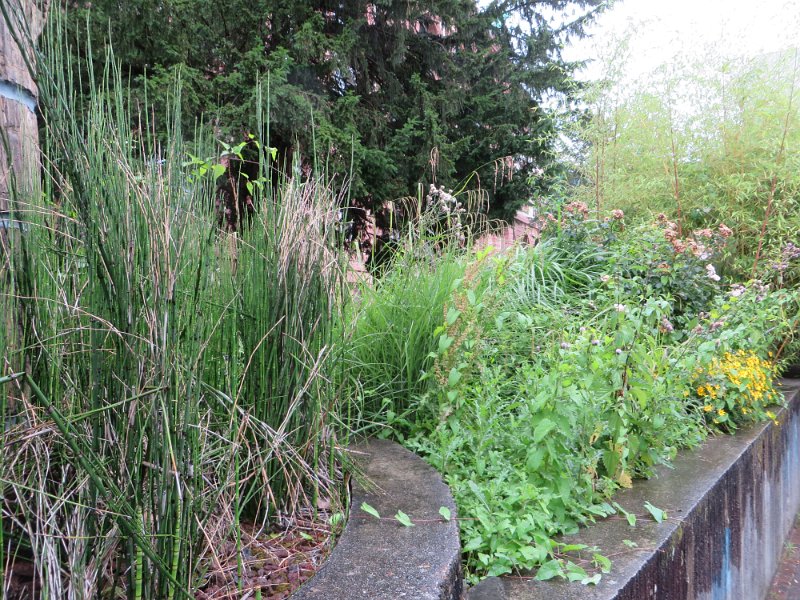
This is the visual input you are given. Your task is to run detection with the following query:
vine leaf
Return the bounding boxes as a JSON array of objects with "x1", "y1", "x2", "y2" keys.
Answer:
[
  {"x1": 360, "y1": 502, "x2": 380, "y2": 519},
  {"x1": 395, "y1": 510, "x2": 414, "y2": 527},
  {"x1": 644, "y1": 501, "x2": 667, "y2": 523}
]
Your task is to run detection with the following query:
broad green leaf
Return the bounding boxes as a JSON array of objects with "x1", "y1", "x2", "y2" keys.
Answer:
[
  {"x1": 602, "y1": 449, "x2": 620, "y2": 477},
  {"x1": 612, "y1": 502, "x2": 636, "y2": 527},
  {"x1": 560, "y1": 544, "x2": 588, "y2": 553},
  {"x1": 519, "y1": 546, "x2": 546, "y2": 563},
  {"x1": 535, "y1": 559, "x2": 563, "y2": 581},
  {"x1": 644, "y1": 501, "x2": 666, "y2": 523},
  {"x1": 586, "y1": 502, "x2": 615, "y2": 517},
  {"x1": 464, "y1": 537, "x2": 483, "y2": 552},
  {"x1": 448, "y1": 368, "x2": 462, "y2": 387},
  {"x1": 593, "y1": 553, "x2": 612, "y2": 573},
  {"x1": 565, "y1": 562, "x2": 588, "y2": 582},
  {"x1": 395, "y1": 510, "x2": 414, "y2": 527},
  {"x1": 446, "y1": 307, "x2": 461, "y2": 325},
  {"x1": 698, "y1": 341, "x2": 716, "y2": 354},
  {"x1": 438, "y1": 335, "x2": 454, "y2": 353},
  {"x1": 488, "y1": 563, "x2": 513, "y2": 577},
  {"x1": 533, "y1": 418, "x2": 556, "y2": 444},
  {"x1": 526, "y1": 447, "x2": 545, "y2": 471},
  {"x1": 439, "y1": 506, "x2": 452, "y2": 521},
  {"x1": 360, "y1": 502, "x2": 380, "y2": 519},
  {"x1": 582, "y1": 574, "x2": 602, "y2": 585}
]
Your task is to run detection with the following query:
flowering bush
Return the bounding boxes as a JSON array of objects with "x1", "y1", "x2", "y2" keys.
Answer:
[
  {"x1": 353, "y1": 208, "x2": 799, "y2": 585},
  {"x1": 535, "y1": 207, "x2": 733, "y2": 321},
  {"x1": 691, "y1": 350, "x2": 780, "y2": 431},
  {"x1": 588, "y1": 223, "x2": 723, "y2": 321}
]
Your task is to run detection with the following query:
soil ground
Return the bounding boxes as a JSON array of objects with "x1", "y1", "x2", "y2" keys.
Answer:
[{"x1": 4, "y1": 511, "x2": 335, "y2": 599}]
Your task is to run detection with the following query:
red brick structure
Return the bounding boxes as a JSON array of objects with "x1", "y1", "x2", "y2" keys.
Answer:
[{"x1": 475, "y1": 204, "x2": 541, "y2": 251}]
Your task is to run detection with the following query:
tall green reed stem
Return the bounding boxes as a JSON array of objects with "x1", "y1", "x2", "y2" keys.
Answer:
[{"x1": 1, "y1": 7, "x2": 347, "y2": 598}]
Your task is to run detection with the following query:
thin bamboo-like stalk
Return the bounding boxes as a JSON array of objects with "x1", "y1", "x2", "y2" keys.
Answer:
[
  {"x1": 751, "y1": 49, "x2": 798, "y2": 278},
  {"x1": 1, "y1": 7, "x2": 348, "y2": 598}
]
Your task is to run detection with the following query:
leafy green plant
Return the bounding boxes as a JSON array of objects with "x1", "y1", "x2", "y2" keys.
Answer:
[
  {"x1": 684, "y1": 283, "x2": 800, "y2": 428},
  {"x1": 354, "y1": 216, "x2": 794, "y2": 584}
]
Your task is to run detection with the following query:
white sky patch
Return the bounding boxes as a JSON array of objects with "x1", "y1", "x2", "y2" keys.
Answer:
[{"x1": 565, "y1": 0, "x2": 800, "y2": 82}]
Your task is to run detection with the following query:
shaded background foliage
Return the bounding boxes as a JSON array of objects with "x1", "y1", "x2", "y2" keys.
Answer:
[{"x1": 65, "y1": 0, "x2": 605, "y2": 216}]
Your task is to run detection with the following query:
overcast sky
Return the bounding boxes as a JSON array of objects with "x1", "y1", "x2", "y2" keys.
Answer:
[{"x1": 564, "y1": 0, "x2": 800, "y2": 82}]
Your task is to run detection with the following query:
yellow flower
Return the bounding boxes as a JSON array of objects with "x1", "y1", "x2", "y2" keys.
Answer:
[
  {"x1": 717, "y1": 408, "x2": 726, "y2": 417},
  {"x1": 703, "y1": 404, "x2": 714, "y2": 412}
]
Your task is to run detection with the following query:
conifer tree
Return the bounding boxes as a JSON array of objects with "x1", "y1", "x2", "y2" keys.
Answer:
[{"x1": 67, "y1": 0, "x2": 605, "y2": 215}]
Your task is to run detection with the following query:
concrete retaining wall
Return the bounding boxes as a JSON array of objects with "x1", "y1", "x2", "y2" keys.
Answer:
[
  {"x1": 292, "y1": 439, "x2": 463, "y2": 600},
  {"x1": 293, "y1": 380, "x2": 800, "y2": 599}
]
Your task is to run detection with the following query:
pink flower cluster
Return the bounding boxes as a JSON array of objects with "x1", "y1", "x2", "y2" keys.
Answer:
[
  {"x1": 564, "y1": 201, "x2": 590, "y2": 217},
  {"x1": 656, "y1": 215, "x2": 732, "y2": 259}
]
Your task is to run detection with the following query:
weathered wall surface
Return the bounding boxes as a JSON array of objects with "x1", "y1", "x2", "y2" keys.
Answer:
[
  {"x1": 1, "y1": 0, "x2": 47, "y2": 434},
  {"x1": 469, "y1": 379, "x2": 800, "y2": 600}
]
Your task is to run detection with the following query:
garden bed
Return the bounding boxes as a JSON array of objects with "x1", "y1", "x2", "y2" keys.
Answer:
[
  {"x1": 468, "y1": 378, "x2": 800, "y2": 599},
  {"x1": 345, "y1": 206, "x2": 800, "y2": 585},
  {"x1": 288, "y1": 381, "x2": 800, "y2": 599}
]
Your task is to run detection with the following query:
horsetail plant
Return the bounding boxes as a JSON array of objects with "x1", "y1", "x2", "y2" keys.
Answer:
[{"x1": 1, "y1": 7, "x2": 348, "y2": 598}]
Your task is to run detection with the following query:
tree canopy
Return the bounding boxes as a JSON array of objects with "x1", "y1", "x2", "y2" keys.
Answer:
[{"x1": 66, "y1": 0, "x2": 605, "y2": 215}]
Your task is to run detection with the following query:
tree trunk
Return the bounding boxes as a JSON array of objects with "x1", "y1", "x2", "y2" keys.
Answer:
[
  {"x1": 0, "y1": 0, "x2": 47, "y2": 394},
  {"x1": 0, "y1": 0, "x2": 46, "y2": 217}
]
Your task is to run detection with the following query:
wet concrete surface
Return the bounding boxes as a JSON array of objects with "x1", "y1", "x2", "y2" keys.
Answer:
[{"x1": 291, "y1": 439, "x2": 462, "y2": 600}]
